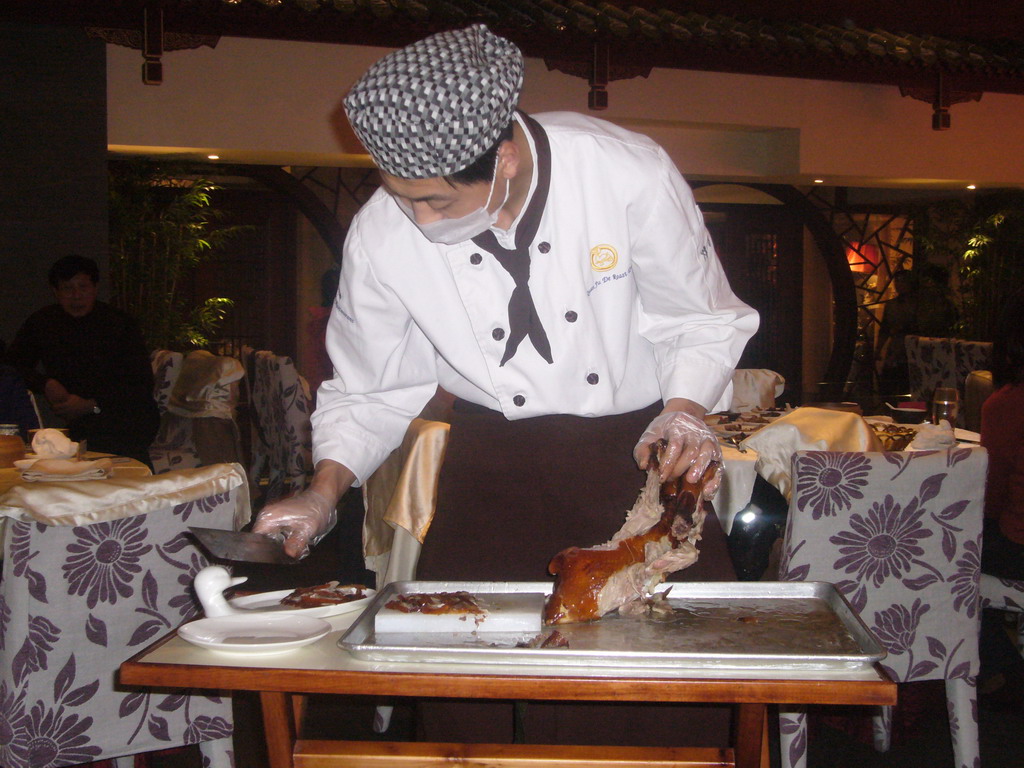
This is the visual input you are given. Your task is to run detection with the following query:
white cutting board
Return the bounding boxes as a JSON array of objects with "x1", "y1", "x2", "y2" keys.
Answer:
[{"x1": 374, "y1": 592, "x2": 545, "y2": 633}]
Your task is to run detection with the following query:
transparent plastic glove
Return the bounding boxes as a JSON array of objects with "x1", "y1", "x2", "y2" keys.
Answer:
[
  {"x1": 251, "y1": 489, "x2": 337, "y2": 560},
  {"x1": 633, "y1": 411, "x2": 723, "y2": 501}
]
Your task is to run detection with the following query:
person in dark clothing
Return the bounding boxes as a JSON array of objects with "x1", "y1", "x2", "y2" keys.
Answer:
[
  {"x1": 7, "y1": 255, "x2": 159, "y2": 466},
  {"x1": 978, "y1": 289, "x2": 1024, "y2": 709}
]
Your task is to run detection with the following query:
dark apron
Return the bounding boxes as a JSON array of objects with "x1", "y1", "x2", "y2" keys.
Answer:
[{"x1": 415, "y1": 399, "x2": 735, "y2": 747}]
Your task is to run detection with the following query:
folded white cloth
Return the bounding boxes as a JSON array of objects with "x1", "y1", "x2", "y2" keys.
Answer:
[
  {"x1": 30, "y1": 428, "x2": 79, "y2": 459},
  {"x1": 910, "y1": 420, "x2": 958, "y2": 450},
  {"x1": 18, "y1": 458, "x2": 113, "y2": 483}
]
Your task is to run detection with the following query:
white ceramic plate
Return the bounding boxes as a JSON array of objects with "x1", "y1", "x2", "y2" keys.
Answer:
[
  {"x1": 178, "y1": 614, "x2": 331, "y2": 654},
  {"x1": 227, "y1": 588, "x2": 376, "y2": 619}
]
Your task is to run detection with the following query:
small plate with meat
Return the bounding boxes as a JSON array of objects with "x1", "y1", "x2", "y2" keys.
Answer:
[{"x1": 229, "y1": 582, "x2": 375, "y2": 619}]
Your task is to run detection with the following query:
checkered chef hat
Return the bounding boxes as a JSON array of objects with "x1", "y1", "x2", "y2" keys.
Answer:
[{"x1": 344, "y1": 24, "x2": 524, "y2": 179}]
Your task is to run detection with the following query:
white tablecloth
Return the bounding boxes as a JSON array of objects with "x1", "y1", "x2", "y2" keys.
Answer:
[{"x1": 714, "y1": 444, "x2": 759, "y2": 535}]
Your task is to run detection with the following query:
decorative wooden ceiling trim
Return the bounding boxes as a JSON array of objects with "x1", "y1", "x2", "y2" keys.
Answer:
[
  {"x1": 8, "y1": 0, "x2": 1024, "y2": 95},
  {"x1": 899, "y1": 72, "x2": 984, "y2": 130}
]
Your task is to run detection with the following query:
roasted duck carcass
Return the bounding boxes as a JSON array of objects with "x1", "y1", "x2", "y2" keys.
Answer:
[{"x1": 543, "y1": 440, "x2": 714, "y2": 625}]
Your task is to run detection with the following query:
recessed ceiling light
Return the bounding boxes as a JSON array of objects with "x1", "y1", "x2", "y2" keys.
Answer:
[
  {"x1": 207, "y1": 154, "x2": 220, "y2": 160},
  {"x1": 813, "y1": 179, "x2": 824, "y2": 184},
  {"x1": 966, "y1": 184, "x2": 976, "y2": 190}
]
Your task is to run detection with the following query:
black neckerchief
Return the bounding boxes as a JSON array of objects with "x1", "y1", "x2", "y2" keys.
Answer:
[{"x1": 471, "y1": 112, "x2": 553, "y2": 366}]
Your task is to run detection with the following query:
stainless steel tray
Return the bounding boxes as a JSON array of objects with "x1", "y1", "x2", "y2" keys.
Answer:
[{"x1": 339, "y1": 580, "x2": 886, "y2": 672}]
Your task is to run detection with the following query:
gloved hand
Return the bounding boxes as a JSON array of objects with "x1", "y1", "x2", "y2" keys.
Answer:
[
  {"x1": 633, "y1": 410, "x2": 723, "y2": 501},
  {"x1": 251, "y1": 489, "x2": 337, "y2": 560}
]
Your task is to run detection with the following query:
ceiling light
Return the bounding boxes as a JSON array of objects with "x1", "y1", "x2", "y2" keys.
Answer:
[
  {"x1": 207, "y1": 154, "x2": 220, "y2": 160},
  {"x1": 966, "y1": 184, "x2": 976, "y2": 190},
  {"x1": 813, "y1": 179, "x2": 824, "y2": 184}
]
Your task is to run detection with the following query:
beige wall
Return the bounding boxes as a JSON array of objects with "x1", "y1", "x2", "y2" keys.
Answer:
[
  {"x1": 104, "y1": 35, "x2": 1024, "y2": 389},
  {"x1": 108, "y1": 35, "x2": 1024, "y2": 188}
]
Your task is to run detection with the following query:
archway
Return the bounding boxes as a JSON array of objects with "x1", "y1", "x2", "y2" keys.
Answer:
[{"x1": 692, "y1": 181, "x2": 857, "y2": 400}]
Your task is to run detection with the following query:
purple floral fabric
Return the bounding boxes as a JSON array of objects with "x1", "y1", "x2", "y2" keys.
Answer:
[
  {"x1": 980, "y1": 573, "x2": 1024, "y2": 653},
  {"x1": 905, "y1": 336, "x2": 994, "y2": 428},
  {"x1": 792, "y1": 451, "x2": 871, "y2": 519},
  {"x1": 0, "y1": 488, "x2": 238, "y2": 767},
  {"x1": 150, "y1": 350, "x2": 184, "y2": 415},
  {"x1": 905, "y1": 335, "x2": 957, "y2": 402},
  {"x1": 778, "y1": 446, "x2": 987, "y2": 768},
  {"x1": 781, "y1": 447, "x2": 986, "y2": 680},
  {"x1": 249, "y1": 351, "x2": 313, "y2": 503},
  {"x1": 149, "y1": 350, "x2": 201, "y2": 473}
]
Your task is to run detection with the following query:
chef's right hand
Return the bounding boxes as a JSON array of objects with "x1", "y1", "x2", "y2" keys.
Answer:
[{"x1": 251, "y1": 489, "x2": 337, "y2": 560}]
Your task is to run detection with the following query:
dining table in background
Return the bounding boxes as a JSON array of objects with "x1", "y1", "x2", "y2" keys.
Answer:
[{"x1": 708, "y1": 405, "x2": 891, "y2": 536}]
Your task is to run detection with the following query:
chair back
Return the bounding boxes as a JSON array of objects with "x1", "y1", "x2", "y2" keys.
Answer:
[
  {"x1": 730, "y1": 368, "x2": 785, "y2": 411},
  {"x1": 906, "y1": 336, "x2": 994, "y2": 423},
  {"x1": 905, "y1": 335, "x2": 958, "y2": 401},
  {"x1": 779, "y1": 446, "x2": 987, "y2": 684},
  {"x1": 248, "y1": 351, "x2": 313, "y2": 505},
  {"x1": 0, "y1": 465, "x2": 245, "y2": 767},
  {"x1": 150, "y1": 351, "x2": 245, "y2": 474},
  {"x1": 150, "y1": 349, "x2": 185, "y2": 414}
]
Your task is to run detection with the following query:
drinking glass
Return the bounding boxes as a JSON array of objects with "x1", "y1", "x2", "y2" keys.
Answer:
[{"x1": 931, "y1": 387, "x2": 960, "y2": 426}]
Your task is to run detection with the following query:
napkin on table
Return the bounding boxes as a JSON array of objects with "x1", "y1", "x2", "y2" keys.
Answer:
[
  {"x1": 30, "y1": 428, "x2": 79, "y2": 459},
  {"x1": 18, "y1": 458, "x2": 114, "y2": 482},
  {"x1": 909, "y1": 420, "x2": 957, "y2": 450}
]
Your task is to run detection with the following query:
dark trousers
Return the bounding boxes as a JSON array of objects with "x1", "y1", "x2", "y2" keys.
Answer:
[{"x1": 415, "y1": 400, "x2": 735, "y2": 746}]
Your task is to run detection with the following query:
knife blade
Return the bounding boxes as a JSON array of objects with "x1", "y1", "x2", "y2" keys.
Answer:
[{"x1": 189, "y1": 527, "x2": 298, "y2": 565}]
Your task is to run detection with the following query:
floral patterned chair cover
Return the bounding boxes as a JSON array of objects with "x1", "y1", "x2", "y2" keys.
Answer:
[
  {"x1": 148, "y1": 350, "x2": 200, "y2": 473},
  {"x1": 0, "y1": 466, "x2": 246, "y2": 768},
  {"x1": 905, "y1": 335, "x2": 958, "y2": 401},
  {"x1": 980, "y1": 573, "x2": 1024, "y2": 656},
  {"x1": 248, "y1": 351, "x2": 313, "y2": 505},
  {"x1": 905, "y1": 337, "x2": 994, "y2": 427},
  {"x1": 150, "y1": 352, "x2": 244, "y2": 475},
  {"x1": 150, "y1": 350, "x2": 184, "y2": 414},
  {"x1": 777, "y1": 446, "x2": 988, "y2": 768}
]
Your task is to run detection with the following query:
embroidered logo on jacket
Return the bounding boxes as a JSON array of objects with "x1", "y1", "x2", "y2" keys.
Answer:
[{"x1": 590, "y1": 244, "x2": 618, "y2": 272}]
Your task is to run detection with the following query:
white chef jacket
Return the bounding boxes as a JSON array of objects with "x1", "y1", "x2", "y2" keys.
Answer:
[{"x1": 314, "y1": 111, "x2": 759, "y2": 484}]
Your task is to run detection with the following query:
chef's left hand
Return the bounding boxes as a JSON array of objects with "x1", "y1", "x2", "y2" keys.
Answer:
[{"x1": 634, "y1": 400, "x2": 722, "y2": 500}]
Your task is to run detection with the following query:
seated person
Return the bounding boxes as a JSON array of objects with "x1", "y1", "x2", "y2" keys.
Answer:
[
  {"x1": 979, "y1": 289, "x2": 1024, "y2": 707},
  {"x1": 7, "y1": 255, "x2": 159, "y2": 466}
]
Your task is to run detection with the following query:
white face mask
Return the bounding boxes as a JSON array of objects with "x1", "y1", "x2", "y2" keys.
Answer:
[{"x1": 395, "y1": 156, "x2": 510, "y2": 245}]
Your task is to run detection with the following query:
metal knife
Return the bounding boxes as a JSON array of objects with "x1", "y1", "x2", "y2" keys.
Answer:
[{"x1": 189, "y1": 527, "x2": 298, "y2": 565}]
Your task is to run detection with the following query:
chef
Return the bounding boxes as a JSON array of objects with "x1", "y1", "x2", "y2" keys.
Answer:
[
  {"x1": 255, "y1": 24, "x2": 757, "y2": 566},
  {"x1": 254, "y1": 22, "x2": 758, "y2": 747}
]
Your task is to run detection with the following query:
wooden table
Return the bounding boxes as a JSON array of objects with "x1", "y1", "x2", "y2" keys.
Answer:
[{"x1": 121, "y1": 613, "x2": 895, "y2": 768}]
